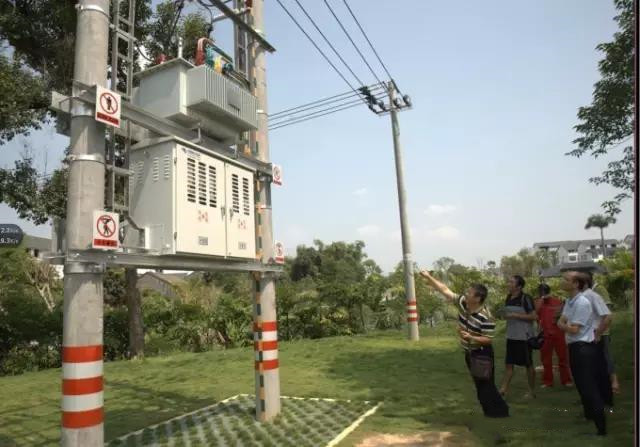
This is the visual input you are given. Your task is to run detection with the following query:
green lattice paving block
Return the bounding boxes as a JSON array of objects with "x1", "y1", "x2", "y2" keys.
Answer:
[{"x1": 107, "y1": 395, "x2": 377, "y2": 447}]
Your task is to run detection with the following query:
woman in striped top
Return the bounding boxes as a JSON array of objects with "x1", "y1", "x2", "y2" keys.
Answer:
[{"x1": 420, "y1": 270, "x2": 509, "y2": 418}]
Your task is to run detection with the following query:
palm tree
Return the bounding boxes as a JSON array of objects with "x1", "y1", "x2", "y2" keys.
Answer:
[{"x1": 585, "y1": 214, "x2": 617, "y2": 259}]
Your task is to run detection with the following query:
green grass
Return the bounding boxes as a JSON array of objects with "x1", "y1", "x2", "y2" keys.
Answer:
[{"x1": 0, "y1": 311, "x2": 634, "y2": 446}]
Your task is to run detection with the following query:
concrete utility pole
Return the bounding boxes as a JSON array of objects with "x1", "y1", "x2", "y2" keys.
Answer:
[
  {"x1": 388, "y1": 81, "x2": 419, "y2": 341},
  {"x1": 244, "y1": 0, "x2": 282, "y2": 421},
  {"x1": 62, "y1": 0, "x2": 110, "y2": 445}
]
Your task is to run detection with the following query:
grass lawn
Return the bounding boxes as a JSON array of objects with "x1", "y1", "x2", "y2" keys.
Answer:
[{"x1": 0, "y1": 311, "x2": 634, "y2": 446}]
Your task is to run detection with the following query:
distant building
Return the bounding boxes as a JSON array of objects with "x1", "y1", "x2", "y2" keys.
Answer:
[
  {"x1": 533, "y1": 238, "x2": 619, "y2": 265},
  {"x1": 23, "y1": 235, "x2": 51, "y2": 260},
  {"x1": 136, "y1": 272, "x2": 189, "y2": 299},
  {"x1": 621, "y1": 234, "x2": 635, "y2": 251}
]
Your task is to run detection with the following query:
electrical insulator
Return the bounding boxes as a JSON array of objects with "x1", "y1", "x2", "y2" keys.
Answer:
[{"x1": 403, "y1": 95, "x2": 412, "y2": 107}]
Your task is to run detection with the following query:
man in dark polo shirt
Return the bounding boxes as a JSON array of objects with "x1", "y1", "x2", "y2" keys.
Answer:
[{"x1": 499, "y1": 275, "x2": 537, "y2": 399}]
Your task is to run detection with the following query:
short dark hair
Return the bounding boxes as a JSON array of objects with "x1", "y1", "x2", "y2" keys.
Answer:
[
  {"x1": 566, "y1": 271, "x2": 587, "y2": 290},
  {"x1": 470, "y1": 283, "x2": 488, "y2": 303},
  {"x1": 584, "y1": 271, "x2": 594, "y2": 288},
  {"x1": 512, "y1": 275, "x2": 525, "y2": 289},
  {"x1": 538, "y1": 283, "x2": 551, "y2": 296}
]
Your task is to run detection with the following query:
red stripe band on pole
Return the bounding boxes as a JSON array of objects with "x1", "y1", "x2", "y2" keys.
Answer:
[
  {"x1": 407, "y1": 300, "x2": 417, "y2": 305},
  {"x1": 407, "y1": 317, "x2": 418, "y2": 322},
  {"x1": 63, "y1": 377, "x2": 103, "y2": 395},
  {"x1": 62, "y1": 408, "x2": 104, "y2": 428},
  {"x1": 407, "y1": 309, "x2": 418, "y2": 315},
  {"x1": 254, "y1": 340, "x2": 278, "y2": 351},
  {"x1": 62, "y1": 346, "x2": 103, "y2": 363},
  {"x1": 253, "y1": 321, "x2": 277, "y2": 332},
  {"x1": 255, "y1": 359, "x2": 279, "y2": 371}
]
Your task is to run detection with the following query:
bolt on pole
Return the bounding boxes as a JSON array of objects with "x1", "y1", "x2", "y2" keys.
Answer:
[
  {"x1": 388, "y1": 82, "x2": 419, "y2": 341},
  {"x1": 247, "y1": 0, "x2": 282, "y2": 421},
  {"x1": 62, "y1": 0, "x2": 110, "y2": 445}
]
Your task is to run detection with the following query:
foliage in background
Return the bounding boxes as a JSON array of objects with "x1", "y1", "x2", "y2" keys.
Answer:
[{"x1": 567, "y1": 0, "x2": 634, "y2": 216}]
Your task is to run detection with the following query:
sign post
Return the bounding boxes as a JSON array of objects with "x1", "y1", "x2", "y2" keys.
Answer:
[
  {"x1": 274, "y1": 241, "x2": 285, "y2": 264},
  {"x1": 272, "y1": 164, "x2": 282, "y2": 186},
  {"x1": 95, "y1": 85, "x2": 121, "y2": 128},
  {"x1": 92, "y1": 211, "x2": 119, "y2": 249}
]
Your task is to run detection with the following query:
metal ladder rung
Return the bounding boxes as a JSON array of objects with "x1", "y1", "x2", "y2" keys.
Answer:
[
  {"x1": 106, "y1": 165, "x2": 133, "y2": 177},
  {"x1": 115, "y1": 29, "x2": 137, "y2": 43},
  {"x1": 118, "y1": 52, "x2": 133, "y2": 63}
]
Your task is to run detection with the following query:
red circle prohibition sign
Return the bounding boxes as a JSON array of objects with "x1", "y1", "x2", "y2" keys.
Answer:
[
  {"x1": 96, "y1": 215, "x2": 116, "y2": 238},
  {"x1": 99, "y1": 92, "x2": 119, "y2": 115}
]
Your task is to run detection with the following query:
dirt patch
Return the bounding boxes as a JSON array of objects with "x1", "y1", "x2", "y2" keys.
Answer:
[{"x1": 355, "y1": 431, "x2": 466, "y2": 447}]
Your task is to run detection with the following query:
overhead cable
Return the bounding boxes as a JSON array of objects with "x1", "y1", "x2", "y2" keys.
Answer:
[
  {"x1": 274, "y1": 0, "x2": 366, "y2": 104},
  {"x1": 290, "y1": 0, "x2": 364, "y2": 86},
  {"x1": 322, "y1": 0, "x2": 383, "y2": 86},
  {"x1": 269, "y1": 82, "x2": 383, "y2": 118},
  {"x1": 341, "y1": 0, "x2": 399, "y2": 92}
]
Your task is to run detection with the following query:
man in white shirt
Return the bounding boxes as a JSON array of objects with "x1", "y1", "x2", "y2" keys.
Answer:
[
  {"x1": 557, "y1": 271, "x2": 606, "y2": 437},
  {"x1": 581, "y1": 272, "x2": 618, "y2": 407}
]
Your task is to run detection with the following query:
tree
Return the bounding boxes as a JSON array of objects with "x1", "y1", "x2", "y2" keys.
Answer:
[
  {"x1": 585, "y1": 214, "x2": 617, "y2": 258},
  {"x1": 566, "y1": 0, "x2": 634, "y2": 216}
]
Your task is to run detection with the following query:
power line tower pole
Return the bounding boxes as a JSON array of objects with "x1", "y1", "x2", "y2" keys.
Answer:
[
  {"x1": 388, "y1": 81, "x2": 419, "y2": 341},
  {"x1": 62, "y1": 0, "x2": 110, "y2": 445},
  {"x1": 241, "y1": 0, "x2": 282, "y2": 421}
]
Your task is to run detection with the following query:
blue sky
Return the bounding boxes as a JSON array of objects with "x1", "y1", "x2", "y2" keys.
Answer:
[{"x1": 0, "y1": 0, "x2": 633, "y2": 272}]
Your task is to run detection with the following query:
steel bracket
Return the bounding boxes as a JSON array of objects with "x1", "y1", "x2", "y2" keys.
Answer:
[
  {"x1": 66, "y1": 153, "x2": 105, "y2": 165},
  {"x1": 64, "y1": 260, "x2": 106, "y2": 274}
]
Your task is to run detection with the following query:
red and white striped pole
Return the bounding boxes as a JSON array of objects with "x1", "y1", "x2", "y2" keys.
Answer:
[
  {"x1": 252, "y1": 275, "x2": 281, "y2": 421},
  {"x1": 407, "y1": 300, "x2": 418, "y2": 325},
  {"x1": 62, "y1": 345, "x2": 104, "y2": 430}
]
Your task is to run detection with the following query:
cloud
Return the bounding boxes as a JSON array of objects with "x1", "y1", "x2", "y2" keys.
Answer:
[
  {"x1": 353, "y1": 187, "x2": 368, "y2": 196},
  {"x1": 425, "y1": 204, "x2": 457, "y2": 216},
  {"x1": 428, "y1": 225, "x2": 461, "y2": 240},
  {"x1": 357, "y1": 224, "x2": 381, "y2": 237}
]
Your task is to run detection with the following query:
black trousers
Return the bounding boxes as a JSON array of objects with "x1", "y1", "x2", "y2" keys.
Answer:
[
  {"x1": 464, "y1": 345, "x2": 509, "y2": 418},
  {"x1": 569, "y1": 342, "x2": 606, "y2": 435},
  {"x1": 596, "y1": 337, "x2": 614, "y2": 407}
]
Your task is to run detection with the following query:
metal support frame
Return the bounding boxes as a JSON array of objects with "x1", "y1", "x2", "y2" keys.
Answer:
[
  {"x1": 46, "y1": 251, "x2": 283, "y2": 273},
  {"x1": 207, "y1": 0, "x2": 276, "y2": 53},
  {"x1": 50, "y1": 85, "x2": 274, "y2": 176}
]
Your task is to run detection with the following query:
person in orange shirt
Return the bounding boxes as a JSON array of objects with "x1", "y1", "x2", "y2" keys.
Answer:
[{"x1": 534, "y1": 284, "x2": 573, "y2": 388}]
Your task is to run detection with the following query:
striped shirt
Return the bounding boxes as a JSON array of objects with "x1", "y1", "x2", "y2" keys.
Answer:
[{"x1": 458, "y1": 295, "x2": 496, "y2": 350}]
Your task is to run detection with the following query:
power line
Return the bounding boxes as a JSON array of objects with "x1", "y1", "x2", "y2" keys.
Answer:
[
  {"x1": 322, "y1": 0, "x2": 383, "y2": 86},
  {"x1": 290, "y1": 0, "x2": 365, "y2": 86},
  {"x1": 269, "y1": 82, "x2": 383, "y2": 118},
  {"x1": 270, "y1": 97, "x2": 366, "y2": 124},
  {"x1": 341, "y1": 0, "x2": 398, "y2": 92},
  {"x1": 269, "y1": 102, "x2": 363, "y2": 130},
  {"x1": 269, "y1": 91, "x2": 386, "y2": 130},
  {"x1": 274, "y1": 0, "x2": 366, "y2": 104}
]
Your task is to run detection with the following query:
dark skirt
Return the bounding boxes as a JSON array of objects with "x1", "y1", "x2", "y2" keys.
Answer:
[{"x1": 464, "y1": 345, "x2": 509, "y2": 418}]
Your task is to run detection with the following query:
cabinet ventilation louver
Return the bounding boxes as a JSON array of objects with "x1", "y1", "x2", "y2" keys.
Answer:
[
  {"x1": 209, "y1": 166, "x2": 217, "y2": 208},
  {"x1": 187, "y1": 158, "x2": 196, "y2": 203},
  {"x1": 231, "y1": 174, "x2": 240, "y2": 213},
  {"x1": 242, "y1": 177, "x2": 250, "y2": 216},
  {"x1": 198, "y1": 162, "x2": 207, "y2": 206}
]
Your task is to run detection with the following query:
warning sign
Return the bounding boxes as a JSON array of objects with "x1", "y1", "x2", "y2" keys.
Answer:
[
  {"x1": 274, "y1": 241, "x2": 285, "y2": 264},
  {"x1": 92, "y1": 211, "x2": 119, "y2": 249},
  {"x1": 95, "y1": 85, "x2": 121, "y2": 128},
  {"x1": 272, "y1": 164, "x2": 282, "y2": 186}
]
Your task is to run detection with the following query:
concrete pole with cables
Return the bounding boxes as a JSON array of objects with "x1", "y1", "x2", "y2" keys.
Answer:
[
  {"x1": 388, "y1": 81, "x2": 419, "y2": 341},
  {"x1": 62, "y1": 0, "x2": 110, "y2": 445},
  {"x1": 245, "y1": 0, "x2": 282, "y2": 421}
]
